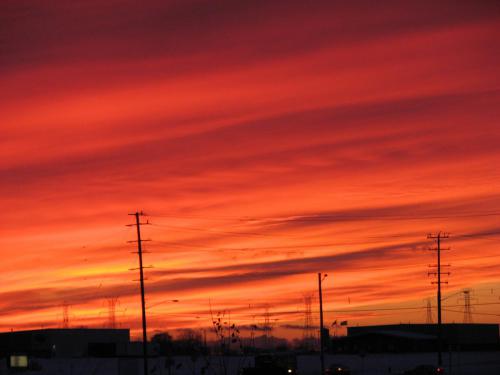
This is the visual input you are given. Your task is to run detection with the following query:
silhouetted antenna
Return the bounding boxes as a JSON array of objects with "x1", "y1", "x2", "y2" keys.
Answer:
[
  {"x1": 127, "y1": 211, "x2": 151, "y2": 375},
  {"x1": 427, "y1": 232, "x2": 450, "y2": 368},
  {"x1": 108, "y1": 297, "x2": 119, "y2": 329},
  {"x1": 62, "y1": 302, "x2": 70, "y2": 329},
  {"x1": 425, "y1": 298, "x2": 433, "y2": 324}
]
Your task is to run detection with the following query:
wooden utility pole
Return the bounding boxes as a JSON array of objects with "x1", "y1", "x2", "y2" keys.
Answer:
[
  {"x1": 428, "y1": 232, "x2": 450, "y2": 368},
  {"x1": 129, "y1": 211, "x2": 150, "y2": 375}
]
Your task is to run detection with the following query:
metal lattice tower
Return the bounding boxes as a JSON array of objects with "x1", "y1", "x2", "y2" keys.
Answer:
[
  {"x1": 462, "y1": 289, "x2": 473, "y2": 323},
  {"x1": 426, "y1": 298, "x2": 433, "y2": 324},
  {"x1": 108, "y1": 297, "x2": 119, "y2": 328},
  {"x1": 264, "y1": 306, "x2": 271, "y2": 337},
  {"x1": 62, "y1": 303, "x2": 69, "y2": 329},
  {"x1": 303, "y1": 295, "x2": 315, "y2": 341},
  {"x1": 263, "y1": 306, "x2": 271, "y2": 342}
]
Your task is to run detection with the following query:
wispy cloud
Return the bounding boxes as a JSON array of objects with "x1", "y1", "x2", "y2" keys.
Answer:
[{"x1": 1, "y1": 0, "x2": 500, "y2": 334}]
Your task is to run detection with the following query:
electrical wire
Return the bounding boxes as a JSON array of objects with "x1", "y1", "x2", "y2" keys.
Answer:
[
  {"x1": 442, "y1": 308, "x2": 500, "y2": 317},
  {"x1": 148, "y1": 211, "x2": 500, "y2": 221}
]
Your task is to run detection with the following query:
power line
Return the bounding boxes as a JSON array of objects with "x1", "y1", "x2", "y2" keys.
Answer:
[
  {"x1": 97, "y1": 302, "x2": 500, "y2": 321},
  {"x1": 441, "y1": 290, "x2": 466, "y2": 302},
  {"x1": 147, "y1": 214, "x2": 500, "y2": 240},
  {"x1": 326, "y1": 302, "x2": 500, "y2": 314},
  {"x1": 442, "y1": 308, "x2": 500, "y2": 317},
  {"x1": 150, "y1": 222, "x2": 272, "y2": 237},
  {"x1": 150, "y1": 239, "x2": 393, "y2": 251},
  {"x1": 148, "y1": 211, "x2": 500, "y2": 221}
]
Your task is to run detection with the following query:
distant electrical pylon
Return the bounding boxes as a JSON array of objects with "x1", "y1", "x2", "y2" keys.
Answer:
[
  {"x1": 62, "y1": 303, "x2": 70, "y2": 329},
  {"x1": 250, "y1": 313, "x2": 256, "y2": 348},
  {"x1": 302, "y1": 295, "x2": 314, "y2": 339},
  {"x1": 262, "y1": 305, "x2": 272, "y2": 347},
  {"x1": 303, "y1": 294, "x2": 315, "y2": 342},
  {"x1": 427, "y1": 232, "x2": 451, "y2": 368},
  {"x1": 426, "y1": 298, "x2": 433, "y2": 324},
  {"x1": 108, "y1": 297, "x2": 119, "y2": 328},
  {"x1": 461, "y1": 289, "x2": 473, "y2": 323}
]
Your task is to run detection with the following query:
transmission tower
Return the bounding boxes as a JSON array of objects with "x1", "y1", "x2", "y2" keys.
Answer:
[
  {"x1": 62, "y1": 303, "x2": 70, "y2": 329},
  {"x1": 262, "y1": 306, "x2": 272, "y2": 347},
  {"x1": 461, "y1": 289, "x2": 473, "y2": 323},
  {"x1": 302, "y1": 295, "x2": 315, "y2": 349},
  {"x1": 425, "y1": 298, "x2": 433, "y2": 324},
  {"x1": 303, "y1": 296, "x2": 314, "y2": 338},
  {"x1": 250, "y1": 314, "x2": 257, "y2": 348},
  {"x1": 108, "y1": 297, "x2": 119, "y2": 328},
  {"x1": 427, "y1": 232, "x2": 450, "y2": 368}
]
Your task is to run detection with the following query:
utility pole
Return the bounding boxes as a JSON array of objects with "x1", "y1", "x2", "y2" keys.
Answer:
[
  {"x1": 128, "y1": 211, "x2": 150, "y2": 375},
  {"x1": 318, "y1": 273, "x2": 327, "y2": 375},
  {"x1": 428, "y1": 232, "x2": 450, "y2": 368}
]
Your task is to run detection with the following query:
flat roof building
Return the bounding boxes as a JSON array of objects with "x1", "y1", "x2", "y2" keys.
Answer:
[
  {"x1": 332, "y1": 324, "x2": 499, "y2": 353},
  {"x1": 0, "y1": 328, "x2": 130, "y2": 358}
]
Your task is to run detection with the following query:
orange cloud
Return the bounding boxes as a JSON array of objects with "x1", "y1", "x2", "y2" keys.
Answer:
[{"x1": 1, "y1": 0, "x2": 500, "y2": 337}]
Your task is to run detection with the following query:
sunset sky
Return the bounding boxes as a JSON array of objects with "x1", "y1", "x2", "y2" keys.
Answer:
[{"x1": 1, "y1": 0, "x2": 500, "y2": 340}]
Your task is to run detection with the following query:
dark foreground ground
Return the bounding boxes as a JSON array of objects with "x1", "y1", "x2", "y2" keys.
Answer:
[{"x1": 1, "y1": 352, "x2": 499, "y2": 374}]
